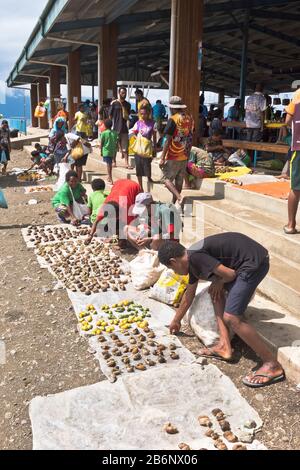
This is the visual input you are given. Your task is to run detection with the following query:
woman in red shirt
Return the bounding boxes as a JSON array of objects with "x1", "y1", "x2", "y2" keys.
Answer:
[{"x1": 85, "y1": 179, "x2": 141, "y2": 245}]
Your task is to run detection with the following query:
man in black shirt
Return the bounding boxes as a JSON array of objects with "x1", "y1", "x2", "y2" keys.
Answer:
[
  {"x1": 158, "y1": 233, "x2": 285, "y2": 388},
  {"x1": 109, "y1": 87, "x2": 132, "y2": 169}
]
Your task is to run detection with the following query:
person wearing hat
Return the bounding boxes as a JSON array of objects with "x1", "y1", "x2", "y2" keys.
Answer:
[
  {"x1": 159, "y1": 96, "x2": 194, "y2": 207},
  {"x1": 124, "y1": 192, "x2": 182, "y2": 251},
  {"x1": 135, "y1": 89, "x2": 152, "y2": 119}
]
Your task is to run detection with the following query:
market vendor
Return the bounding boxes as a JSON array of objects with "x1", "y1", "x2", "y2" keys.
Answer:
[
  {"x1": 52, "y1": 170, "x2": 87, "y2": 225},
  {"x1": 125, "y1": 193, "x2": 182, "y2": 251},
  {"x1": 158, "y1": 233, "x2": 285, "y2": 389},
  {"x1": 85, "y1": 179, "x2": 141, "y2": 245}
]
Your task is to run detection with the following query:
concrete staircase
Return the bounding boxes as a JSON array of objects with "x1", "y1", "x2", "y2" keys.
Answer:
[{"x1": 22, "y1": 144, "x2": 300, "y2": 383}]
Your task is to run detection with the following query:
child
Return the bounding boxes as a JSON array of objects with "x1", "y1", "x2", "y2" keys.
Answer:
[
  {"x1": 86, "y1": 178, "x2": 109, "y2": 225},
  {"x1": 205, "y1": 130, "x2": 230, "y2": 166},
  {"x1": 100, "y1": 119, "x2": 118, "y2": 184},
  {"x1": 30, "y1": 143, "x2": 54, "y2": 175}
]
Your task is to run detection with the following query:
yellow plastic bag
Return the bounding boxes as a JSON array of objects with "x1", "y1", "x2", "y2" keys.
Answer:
[
  {"x1": 132, "y1": 133, "x2": 153, "y2": 158},
  {"x1": 149, "y1": 269, "x2": 189, "y2": 307}
]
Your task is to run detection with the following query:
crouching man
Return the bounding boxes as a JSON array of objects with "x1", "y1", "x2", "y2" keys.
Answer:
[{"x1": 158, "y1": 232, "x2": 285, "y2": 388}]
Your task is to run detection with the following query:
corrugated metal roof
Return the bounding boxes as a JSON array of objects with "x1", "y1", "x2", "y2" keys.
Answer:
[{"x1": 7, "y1": 0, "x2": 300, "y2": 95}]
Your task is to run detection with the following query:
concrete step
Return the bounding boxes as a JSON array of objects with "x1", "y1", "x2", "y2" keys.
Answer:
[{"x1": 194, "y1": 198, "x2": 300, "y2": 265}]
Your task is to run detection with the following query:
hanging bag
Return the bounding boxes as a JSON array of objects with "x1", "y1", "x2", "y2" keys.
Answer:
[
  {"x1": 70, "y1": 188, "x2": 89, "y2": 221},
  {"x1": 132, "y1": 133, "x2": 153, "y2": 158},
  {"x1": 0, "y1": 149, "x2": 7, "y2": 164},
  {"x1": 34, "y1": 105, "x2": 46, "y2": 118},
  {"x1": 71, "y1": 141, "x2": 85, "y2": 160},
  {"x1": 0, "y1": 188, "x2": 8, "y2": 209}
]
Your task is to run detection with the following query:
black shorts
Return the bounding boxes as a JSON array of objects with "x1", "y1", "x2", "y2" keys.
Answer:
[
  {"x1": 74, "y1": 155, "x2": 88, "y2": 167},
  {"x1": 135, "y1": 155, "x2": 152, "y2": 177},
  {"x1": 224, "y1": 257, "x2": 269, "y2": 316}
]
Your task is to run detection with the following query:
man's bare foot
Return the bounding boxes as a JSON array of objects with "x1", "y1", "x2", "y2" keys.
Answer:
[
  {"x1": 197, "y1": 345, "x2": 233, "y2": 362},
  {"x1": 243, "y1": 362, "x2": 285, "y2": 387},
  {"x1": 277, "y1": 174, "x2": 289, "y2": 180}
]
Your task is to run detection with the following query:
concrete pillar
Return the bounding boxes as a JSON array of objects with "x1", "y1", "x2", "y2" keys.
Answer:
[
  {"x1": 30, "y1": 84, "x2": 39, "y2": 128},
  {"x1": 38, "y1": 78, "x2": 49, "y2": 129},
  {"x1": 169, "y1": 0, "x2": 203, "y2": 142},
  {"x1": 100, "y1": 24, "x2": 118, "y2": 103},
  {"x1": 50, "y1": 66, "x2": 61, "y2": 120},
  {"x1": 68, "y1": 50, "x2": 81, "y2": 124}
]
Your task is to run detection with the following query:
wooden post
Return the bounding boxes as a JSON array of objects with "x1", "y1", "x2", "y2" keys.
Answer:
[
  {"x1": 30, "y1": 84, "x2": 38, "y2": 128},
  {"x1": 218, "y1": 89, "x2": 225, "y2": 116},
  {"x1": 240, "y1": 10, "x2": 250, "y2": 109},
  {"x1": 38, "y1": 78, "x2": 49, "y2": 129},
  {"x1": 169, "y1": 0, "x2": 203, "y2": 142},
  {"x1": 50, "y1": 66, "x2": 61, "y2": 120},
  {"x1": 100, "y1": 24, "x2": 118, "y2": 102},
  {"x1": 68, "y1": 50, "x2": 82, "y2": 124}
]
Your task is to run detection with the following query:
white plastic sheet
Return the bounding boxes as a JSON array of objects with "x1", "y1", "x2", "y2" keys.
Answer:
[{"x1": 30, "y1": 363, "x2": 265, "y2": 450}]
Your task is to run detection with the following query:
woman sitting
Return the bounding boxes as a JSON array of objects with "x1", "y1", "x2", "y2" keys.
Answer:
[
  {"x1": 52, "y1": 170, "x2": 87, "y2": 225},
  {"x1": 184, "y1": 147, "x2": 215, "y2": 189}
]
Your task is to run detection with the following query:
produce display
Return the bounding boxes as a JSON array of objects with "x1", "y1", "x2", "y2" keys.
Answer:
[
  {"x1": 17, "y1": 171, "x2": 44, "y2": 182},
  {"x1": 35, "y1": 241, "x2": 129, "y2": 294},
  {"x1": 28, "y1": 186, "x2": 53, "y2": 193},
  {"x1": 26, "y1": 225, "x2": 91, "y2": 245},
  {"x1": 79, "y1": 301, "x2": 180, "y2": 380}
]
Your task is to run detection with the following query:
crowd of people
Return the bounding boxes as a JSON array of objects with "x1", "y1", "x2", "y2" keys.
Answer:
[{"x1": 2, "y1": 85, "x2": 298, "y2": 390}]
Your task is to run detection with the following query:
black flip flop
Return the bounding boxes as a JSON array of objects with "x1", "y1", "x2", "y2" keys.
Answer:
[{"x1": 242, "y1": 372, "x2": 285, "y2": 388}]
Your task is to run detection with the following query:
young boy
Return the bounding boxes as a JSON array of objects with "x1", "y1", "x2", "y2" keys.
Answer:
[
  {"x1": 205, "y1": 130, "x2": 249, "y2": 167},
  {"x1": 86, "y1": 178, "x2": 109, "y2": 225},
  {"x1": 158, "y1": 234, "x2": 285, "y2": 389},
  {"x1": 100, "y1": 119, "x2": 118, "y2": 184}
]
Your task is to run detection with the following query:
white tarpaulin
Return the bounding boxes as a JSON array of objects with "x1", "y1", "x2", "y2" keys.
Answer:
[{"x1": 30, "y1": 363, "x2": 265, "y2": 450}]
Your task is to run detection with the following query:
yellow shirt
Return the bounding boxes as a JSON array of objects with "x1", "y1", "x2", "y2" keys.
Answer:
[
  {"x1": 285, "y1": 89, "x2": 300, "y2": 116},
  {"x1": 75, "y1": 111, "x2": 87, "y2": 133}
]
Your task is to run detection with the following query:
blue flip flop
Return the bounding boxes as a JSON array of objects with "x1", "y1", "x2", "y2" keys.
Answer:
[{"x1": 242, "y1": 372, "x2": 285, "y2": 388}]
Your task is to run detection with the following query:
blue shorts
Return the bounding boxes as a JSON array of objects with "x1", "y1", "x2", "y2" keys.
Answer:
[
  {"x1": 224, "y1": 257, "x2": 269, "y2": 316},
  {"x1": 103, "y1": 156, "x2": 113, "y2": 164}
]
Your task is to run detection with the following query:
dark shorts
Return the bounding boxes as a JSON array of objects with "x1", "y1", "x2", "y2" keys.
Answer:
[
  {"x1": 247, "y1": 129, "x2": 262, "y2": 142},
  {"x1": 74, "y1": 155, "x2": 88, "y2": 167},
  {"x1": 103, "y1": 156, "x2": 113, "y2": 165},
  {"x1": 76, "y1": 132, "x2": 87, "y2": 139},
  {"x1": 224, "y1": 257, "x2": 269, "y2": 316},
  {"x1": 135, "y1": 155, "x2": 152, "y2": 177},
  {"x1": 290, "y1": 151, "x2": 300, "y2": 191},
  {"x1": 162, "y1": 160, "x2": 187, "y2": 186}
]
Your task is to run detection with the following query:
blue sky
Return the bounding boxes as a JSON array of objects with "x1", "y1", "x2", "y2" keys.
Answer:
[{"x1": 0, "y1": 1, "x2": 48, "y2": 99}]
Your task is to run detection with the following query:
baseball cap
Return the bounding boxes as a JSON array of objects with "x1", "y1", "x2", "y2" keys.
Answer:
[{"x1": 132, "y1": 193, "x2": 153, "y2": 216}]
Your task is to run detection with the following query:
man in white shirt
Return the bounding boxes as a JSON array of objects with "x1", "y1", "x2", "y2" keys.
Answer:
[{"x1": 245, "y1": 84, "x2": 267, "y2": 142}]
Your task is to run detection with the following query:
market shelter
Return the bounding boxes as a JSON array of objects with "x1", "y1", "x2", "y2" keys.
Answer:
[{"x1": 6, "y1": 0, "x2": 300, "y2": 133}]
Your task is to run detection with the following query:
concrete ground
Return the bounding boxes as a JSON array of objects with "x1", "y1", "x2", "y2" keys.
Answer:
[{"x1": 0, "y1": 149, "x2": 299, "y2": 450}]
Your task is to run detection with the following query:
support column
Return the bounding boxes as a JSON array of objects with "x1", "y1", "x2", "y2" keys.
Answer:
[
  {"x1": 239, "y1": 10, "x2": 250, "y2": 109},
  {"x1": 38, "y1": 78, "x2": 49, "y2": 129},
  {"x1": 50, "y1": 66, "x2": 61, "y2": 120},
  {"x1": 169, "y1": 0, "x2": 203, "y2": 141},
  {"x1": 68, "y1": 50, "x2": 81, "y2": 124},
  {"x1": 30, "y1": 84, "x2": 38, "y2": 128},
  {"x1": 218, "y1": 89, "x2": 225, "y2": 116},
  {"x1": 100, "y1": 24, "x2": 118, "y2": 103}
]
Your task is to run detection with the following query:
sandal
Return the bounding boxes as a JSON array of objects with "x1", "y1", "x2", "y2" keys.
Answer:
[
  {"x1": 283, "y1": 226, "x2": 298, "y2": 235},
  {"x1": 242, "y1": 372, "x2": 285, "y2": 388}
]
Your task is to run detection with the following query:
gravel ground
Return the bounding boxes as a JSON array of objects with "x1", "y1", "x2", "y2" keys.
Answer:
[{"x1": 0, "y1": 150, "x2": 299, "y2": 450}]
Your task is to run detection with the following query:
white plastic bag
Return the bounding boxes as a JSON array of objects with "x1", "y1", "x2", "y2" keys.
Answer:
[
  {"x1": 186, "y1": 283, "x2": 220, "y2": 347},
  {"x1": 130, "y1": 250, "x2": 165, "y2": 290},
  {"x1": 149, "y1": 269, "x2": 189, "y2": 307},
  {"x1": 53, "y1": 163, "x2": 71, "y2": 191}
]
